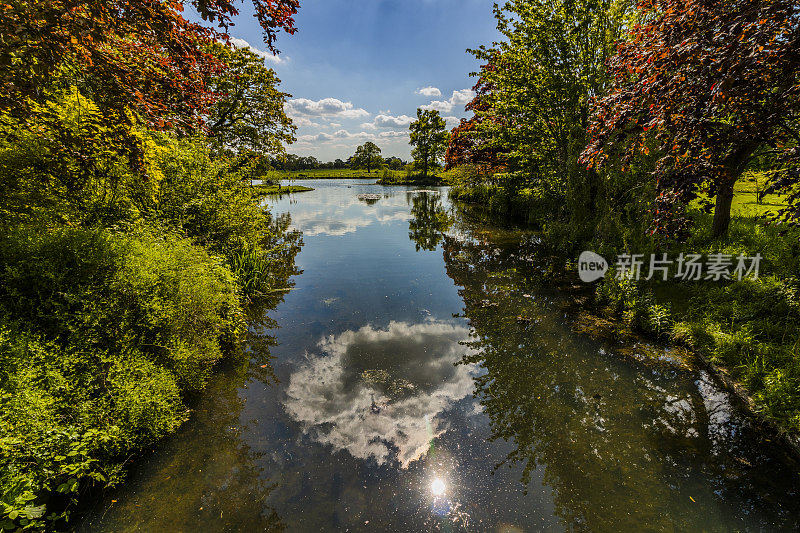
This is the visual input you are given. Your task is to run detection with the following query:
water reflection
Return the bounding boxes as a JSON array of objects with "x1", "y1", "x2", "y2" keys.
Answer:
[
  {"x1": 79, "y1": 361, "x2": 287, "y2": 532},
  {"x1": 81, "y1": 181, "x2": 800, "y2": 532},
  {"x1": 288, "y1": 187, "x2": 411, "y2": 237},
  {"x1": 407, "y1": 191, "x2": 452, "y2": 252},
  {"x1": 441, "y1": 228, "x2": 800, "y2": 531},
  {"x1": 284, "y1": 320, "x2": 478, "y2": 467}
]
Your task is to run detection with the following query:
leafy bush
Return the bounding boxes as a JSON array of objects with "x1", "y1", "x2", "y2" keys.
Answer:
[
  {"x1": 151, "y1": 136, "x2": 302, "y2": 302},
  {"x1": 0, "y1": 226, "x2": 246, "y2": 530}
]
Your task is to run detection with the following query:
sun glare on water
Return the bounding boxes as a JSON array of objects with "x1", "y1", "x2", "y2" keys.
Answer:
[{"x1": 431, "y1": 478, "x2": 446, "y2": 497}]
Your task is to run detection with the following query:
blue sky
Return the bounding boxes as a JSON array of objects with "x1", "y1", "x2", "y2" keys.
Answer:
[{"x1": 214, "y1": 0, "x2": 499, "y2": 160}]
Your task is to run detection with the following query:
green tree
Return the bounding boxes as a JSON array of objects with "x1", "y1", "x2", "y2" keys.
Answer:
[
  {"x1": 352, "y1": 142, "x2": 382, "y2": 173},
  {"x1": 409, "y1": 109, "x2": 449, "y2": 179},
  {"x1": 460, "y1": 0, "x2": 631, "y2": 226},
  {"x1": 207, "y1": 43, "x2": 296, "y2": 156}
]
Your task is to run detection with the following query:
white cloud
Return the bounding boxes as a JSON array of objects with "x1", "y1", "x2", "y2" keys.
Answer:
[
  {"x1": 292, "y1": 116, "x2": 321, "y2": 128},
  {"x1": 373, "y1": 114, "x2": 414, "y2": 128},
  {"x1": 416, "y1": 86, "x2": 442, "y2": 97},
  {"x1": 378, "y1": 131, "x2": 409, "y2": 139},
  {"x1": 297, "y1": 129, "x2": 408, "y2": 144},
  {"x1": 443, "y1": 116, "x2": 461, "y2": 129},
  {"x1": 286, "y1": 192, "x2": 415, "y2": 236},
  {"x1": 286, "y1": 98, "x2": 370, "y2": 119},
  {"x1": 421, "y1": 89, "x2": 476, "y2": 114},
  {"x1": 450, "y1": 89, "x2": 476, "y2": 106},
  {"x1": 284, "y1": 321, "x2": 478, "y2": 467},
  {"x1": 229, "y1": 37, "x2": 285, "y2": 64},
  {"x1": 357, "y1": 114, "x2": 415, "y2": 132}
]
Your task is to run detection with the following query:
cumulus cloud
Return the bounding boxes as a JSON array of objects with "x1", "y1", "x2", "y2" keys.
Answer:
[
  {"x1": 421, "y1": 89, "x2": 476, "y2": 114},
  {"x1": 284, "y1": 321, "x2": 478, "y2": 467},
  {"x1": 443, "y1": 116, "x2": 461, "y2": 129},
  {"x1": 292, "y1": 116, "x2": 321, "y2": 128},
  {"x1": 416, "y1": 86, "x2": 442, "y2": 97},
  {"x1": 358, "y1": 114, "x2": 414, "y2": 133},
  {"x1": 378, "y1": 131, "x2": 409, "y2": 139},
  {"x1": 229, "y1": 37, "x2": 285, "y2": 64},
  {"x1": 373, "y1": 114, "x2": 415, "y2": 128},
  {"x1": 297, "y1": 129, "x2": 408, "y2": 144},
  {"x1": 286, "y1": 98, "x2": 370, "y2": 119}
]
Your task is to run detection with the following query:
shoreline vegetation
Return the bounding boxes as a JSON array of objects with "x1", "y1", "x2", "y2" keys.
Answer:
[
  {"x1": 442, "y1": 1, "x2": 800, "y2": 452},
  {"x1": 0, "y1": 1, "x2": 304, "y2": 529}
]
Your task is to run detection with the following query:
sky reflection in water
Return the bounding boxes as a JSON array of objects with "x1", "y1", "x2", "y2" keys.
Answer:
[{"x1": 80, "y1": 180, "x2": 800, "y2": 532}]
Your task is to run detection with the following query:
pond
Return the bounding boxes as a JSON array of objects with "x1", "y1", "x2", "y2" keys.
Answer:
[{"x1": 80, "y1": 179, "x2": 800, "y2": 532}]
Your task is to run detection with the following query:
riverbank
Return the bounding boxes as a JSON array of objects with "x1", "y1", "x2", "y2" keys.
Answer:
[
  {"x1": 450, "y1": 190, "x2": 800, "y2": 448},
  {"x1": 375, "y1": 175, "x2": 442, "y2": 186},
  {"x1": 0, "y1": 133, "x2": 303, "y2": 531}
]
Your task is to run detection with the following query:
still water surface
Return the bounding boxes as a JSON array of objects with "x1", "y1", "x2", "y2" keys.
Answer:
[{"x1": 81, "y1": 180, "x2": 800, "y2": 531}]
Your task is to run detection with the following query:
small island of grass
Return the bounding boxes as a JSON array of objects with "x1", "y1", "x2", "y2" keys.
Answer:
[{"x1": 254, "y1": 183, "x2": 315, "y2": 197}]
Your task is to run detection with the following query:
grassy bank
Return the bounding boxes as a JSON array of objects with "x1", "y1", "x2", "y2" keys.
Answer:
[
  {"x1": 253, "y1": 184, "x2": 315, "y2": 196},
  {"x1": 375, "y1": 173, "x2": 443, "y2": 186},
  {"x1": 591, "y1": 212, "x2": 800, "y2": 437},
  {"x1": 451, "y1": 179, "x2": 800, "y2": 440}
]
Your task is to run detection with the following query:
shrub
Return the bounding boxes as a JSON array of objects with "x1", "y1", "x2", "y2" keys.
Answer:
[{"x1": 0, "y1": 225, "x2": 245, "y2": 530}]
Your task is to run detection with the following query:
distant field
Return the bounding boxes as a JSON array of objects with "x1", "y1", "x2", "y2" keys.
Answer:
[
  {"x1": 730, "y1": 176, "x2": 787, "y2": 217},
  {"x1": 264, "y1": 169, "x2": 406, "y2": 180},
  {"x1": 691, "y1": 174, "x2": 787, "y2": 218}
]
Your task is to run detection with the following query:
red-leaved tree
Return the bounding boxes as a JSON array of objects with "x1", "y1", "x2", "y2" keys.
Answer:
[
  {"x1": 0, "y1": 0, "x2": 299, "y2": 132},
  {"x1": 582, "y1": 0, "x2": 800, "y2": 238},
  {"x1": 445, "y1": 57, "x2": 506, "y2": 173}
]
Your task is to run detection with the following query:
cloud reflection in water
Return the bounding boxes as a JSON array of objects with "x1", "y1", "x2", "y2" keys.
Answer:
[{"x1": 284, "y1": 320, "x2": 478, "y2": 467}]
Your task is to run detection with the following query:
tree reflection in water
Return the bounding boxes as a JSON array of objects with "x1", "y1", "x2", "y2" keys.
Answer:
[
  {"x1": 407, "y1": 191, "x2": 452, "y2": 252},
  {"x1": 440, "y1": 224, "x2": 800, "y2": 531}
]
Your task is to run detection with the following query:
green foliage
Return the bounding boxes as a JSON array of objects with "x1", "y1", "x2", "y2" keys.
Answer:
[
  {"x1": 207, "y1": 43, "x2": 296, "y2": 156},
  {"x1": 0, "y1": 2, "x2": 302, "y2": 528},
  {"x1": 409, "y1": 109, "x2": 449, "y2": 179},
  {"x1": 0, "y1": 88, "x2": 153, "y2": 228},
  {"x1": 596, "y1": 276, "x2": 673, "y2": 339},
  {"x1": 0, "y1": 87, "x2": 301, "y2": 533},
  {"x1": 0, "y1": 226, "x2": 249, "y2": 530},
  {"x1": 351, "y1": 142, "x2": 382, "y2": 173}
]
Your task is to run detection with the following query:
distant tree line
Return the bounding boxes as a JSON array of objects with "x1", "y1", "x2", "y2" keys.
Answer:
[{"x1": 268, "y1": 152, "x2": 409, "y2": 172}]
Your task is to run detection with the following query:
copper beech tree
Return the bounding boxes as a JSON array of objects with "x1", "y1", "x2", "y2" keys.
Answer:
[
  {"x1": 445, "y1": 57, "x2": 506, "y2": 173},
  {"x1": 582, "y1": 0, "x2": 800, "y2": 238},
  {"x1": 0, "y1": 0, "x2": 299, "y2": 132}
]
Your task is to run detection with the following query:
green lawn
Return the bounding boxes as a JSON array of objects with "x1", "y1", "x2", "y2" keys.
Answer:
[
  {"x1": 692, "y1": 174, "x2": 788, "y2": 218},
  {"x1": 264, "y1": 169, "x2": 406, "y2": 180},
  {"x1": 253, "y1": 184, "x2": 315, "y2": 196},
  {"x1": 731, "y1": 175, "x2": 787, "y2": 217}
]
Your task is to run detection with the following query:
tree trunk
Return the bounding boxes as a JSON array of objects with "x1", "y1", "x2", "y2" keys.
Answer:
[{"x1": 711, "y1": 179, "x2": 735, "y2": 238}]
